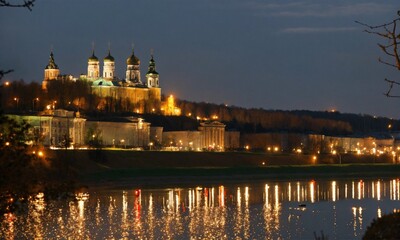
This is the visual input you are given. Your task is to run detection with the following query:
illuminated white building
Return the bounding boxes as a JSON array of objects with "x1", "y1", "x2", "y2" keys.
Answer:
[
  {"x1": 42, "y1": 51, "x2": 60, "y2": 90},
  {"x1": 199, "y1": 121, "x2": 225, "y2": 151},
  {"x1": 85, "y1": 117, "x2": 150, "y2": 148}
]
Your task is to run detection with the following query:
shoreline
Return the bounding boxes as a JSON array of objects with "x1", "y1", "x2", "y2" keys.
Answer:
[
  {"x1": 42, "y1": 149, "x2": 400, "y2": 188},
  {"x1": 77, "y1": 164, "x2": 400, "y2": 189}
]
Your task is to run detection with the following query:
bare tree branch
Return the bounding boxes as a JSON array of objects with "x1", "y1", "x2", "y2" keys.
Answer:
[
  {"x1": 357, "y1": 12, "x2": 400, "y2": 98},
  {"x1": 384, "y1": 78, "x2": 400, "y2": 98},
  {"x1": 0, "y1": 69, "x2": 14, "y2": 81},
  {"x1": 378, "y1": 44, "x2": 396, "y2": 57},
  {"x1": 378, "y1": 58, "x2": 399, "y2": 69},
  {"x1": 0, "y1": 0, "x2": 35, "y2": 11},
  {"x1": 355, "y1": 17, "x2": 400, "y2": 30},
  {"x1": 364, "y1": 29, "x2": 391, "y2": 39}
]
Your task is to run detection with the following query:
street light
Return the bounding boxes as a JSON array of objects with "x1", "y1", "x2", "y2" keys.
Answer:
[
  {"x1": 32, "y1": 98, "x2": 39, "y2": 111},
  {"x1": 13, "y1": 97, "x2": 19, "y2": 110}
]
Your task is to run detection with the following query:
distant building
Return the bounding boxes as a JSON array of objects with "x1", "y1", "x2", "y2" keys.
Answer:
[
  {"x1": 199, "y1": 121, "x2": 225, "y2": 151},
  {"x1": 40, "y1": 109, "x2": 86, "y2": 147},
  {"x1": 161, "y1": 95, "x2": 181, "y2": 116},
  {"x1": 41, "y1": 48, "x2": 162, "y2": 113},
  {"x1": 224, "y1": 131, "x2": 240, "y2": 150},
  {"x1": 85, "y1": 117, "x2": 150, "y2": 148},
  {"x1": 9, "y1": 110, "x2": 86, "y2": 148},
  {"x1": 42, "y1": 51, "x2": 60, "y2": 90}
]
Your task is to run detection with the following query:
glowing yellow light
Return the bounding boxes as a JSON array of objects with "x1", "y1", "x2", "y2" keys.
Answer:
[
  {"x1": 274, "y1": 147, "x2": 279, "y2": 152},
  {"x1": 332, "y1": 150, "x2": 337, "y2": 155},
  {"x1": 245, "y1": 145, "x2": 250, "y2": 150},
  {"x1": 5, "y1": 81, "x2": 10, "y2": 86},
  {"x1": 5, "y1": 142, "x2": 10, "y2": 146},
  {"x1": 332, "y1": 181, "x2": 337, "y2": 202},
  {"x1": 310, "y1": 180, "x2": 315, "y2": 203},
  {"x1": 38, "y1": 151, "x2": 44, "y2": 157}
]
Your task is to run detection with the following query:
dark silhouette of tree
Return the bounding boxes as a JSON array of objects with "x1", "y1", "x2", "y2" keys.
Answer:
[
  {"x1": 0, "y1": 70, "x2": 13, "y2": 81},
  {"x1": 357, "y1": 11, "x2": 400, "y2": 97},
  {"x1": 0, "y1": 0, "x2": 35, "y2": 10},
  {"x1": 363, "y1": 212, "x2": 400, "y2": 239}
]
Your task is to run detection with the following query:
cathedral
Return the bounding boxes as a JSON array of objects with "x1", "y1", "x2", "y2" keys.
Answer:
[{"x1": 42, "y1": 47, "x2": 162, "y2": 113}]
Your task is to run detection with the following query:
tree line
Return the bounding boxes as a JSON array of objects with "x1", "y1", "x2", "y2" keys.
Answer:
[{"x1": 176, "y1": 99, "x2": 399, "y2": 135}]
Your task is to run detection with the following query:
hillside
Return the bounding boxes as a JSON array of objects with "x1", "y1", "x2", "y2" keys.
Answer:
[{"x1": 174, "y1": 100, "x2": 399, "y2": 135}]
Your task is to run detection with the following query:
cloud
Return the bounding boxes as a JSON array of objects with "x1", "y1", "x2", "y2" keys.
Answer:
[
  {"x1": 281, "y1": 27, "x2": 358, "y2": 33},
  {"x1": 246, "y1": 1, "x2": 393, "y2": 18}
]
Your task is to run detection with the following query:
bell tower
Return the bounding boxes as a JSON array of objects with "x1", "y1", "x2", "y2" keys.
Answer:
[
  {"x1": 146, "y1": 54, "x2": 159, "y2": 88},
  {"x1": 87, "y1": 50, "x2": 100, "y2": 80},
  {"x1": 126, "y1": 47, "x2": 141, "y2": 85},
  {"x1": 103, "y1": 49, "x2": 115, "y2": 80},
  {"x1": 42, "y1": 50, "x2": 60, "y2": 90}
]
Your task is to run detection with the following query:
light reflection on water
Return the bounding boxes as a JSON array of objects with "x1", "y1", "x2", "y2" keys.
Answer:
[{"x1": 1, "y1": 178, "x2": 400, "y2": 239}]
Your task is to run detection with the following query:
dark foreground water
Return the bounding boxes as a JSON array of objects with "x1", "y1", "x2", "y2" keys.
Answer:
[{"x1": 1, "y1": 178, "x2": 400, "y2": 239}]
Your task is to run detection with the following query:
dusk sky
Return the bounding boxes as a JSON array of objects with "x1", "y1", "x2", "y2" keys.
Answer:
[{"x1": 1, "y1": 0, "x2": 400, "y2": 118}]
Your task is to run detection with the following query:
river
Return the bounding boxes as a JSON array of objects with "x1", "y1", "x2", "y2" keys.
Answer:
[{"x1": 1, "y1": 178, "x2": 400, "y2": 239}]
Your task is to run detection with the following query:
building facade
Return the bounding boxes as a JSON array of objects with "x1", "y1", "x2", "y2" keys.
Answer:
[
  {"x1": 199, "y1": 121, "x2": 226, "y2": 151},
  {"x1": 8, "y1": 110, "x2": 86, "y2": 148},
  {"x1": 85, "y1": 117, "x2": 150, "y2": 148},
  {"x1": 40, "y1": 110, "x2": 86, "y2": 147}
]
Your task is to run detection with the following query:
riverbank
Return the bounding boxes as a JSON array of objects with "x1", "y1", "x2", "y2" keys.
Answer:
[{"x1": 44, "y1": 149, "x2": 399, "y2": 188}]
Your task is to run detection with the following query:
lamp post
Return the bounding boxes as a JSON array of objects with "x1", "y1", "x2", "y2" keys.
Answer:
[
  {"x1": 32, "y1": 97, "x2": 39, "y2": 111},
  {"x1": 13, "y1": 97, "x2": 19, "y2": 110}
]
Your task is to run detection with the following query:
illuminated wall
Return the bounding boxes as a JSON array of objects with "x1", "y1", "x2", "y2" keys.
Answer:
[
  {"x1": 91, "y1": 86, "x2": 161, "y2": 113},
  {"x1": 86, "y1": 118, "x2": 150, "y2": 148}
]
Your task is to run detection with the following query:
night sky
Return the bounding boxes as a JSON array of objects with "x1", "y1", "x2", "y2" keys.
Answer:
[{"x1": 1, "y1": 0, "x2": 400, "y2": 118}]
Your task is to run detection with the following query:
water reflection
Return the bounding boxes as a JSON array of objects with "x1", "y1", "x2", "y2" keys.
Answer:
[{"x1": 1, "y1": 178, "x2": 400, "y2": 239}]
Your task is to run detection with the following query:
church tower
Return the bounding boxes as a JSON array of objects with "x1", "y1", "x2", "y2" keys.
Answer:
[
  {"x1": 87, "y1": 50, "x2": 100, "y2": 80},
  {"x1": 126, "y1": 48, "x2": 141, "y2": 85},
  {"x1": 146, "y1": 54, "x2": 159, "y2": 88},
  {"x1": 42, "y1": 51, "x2": 60, "y2": 90},
  {"x1": 103, "y1": 50, "x2": 115, "y2": 80}
]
